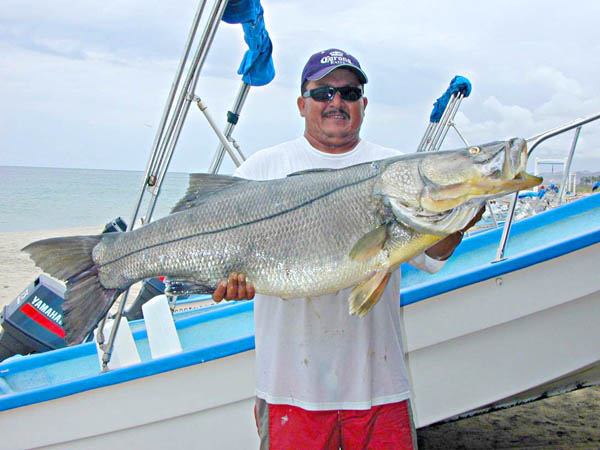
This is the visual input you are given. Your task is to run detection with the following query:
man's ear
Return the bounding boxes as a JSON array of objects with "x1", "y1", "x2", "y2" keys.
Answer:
[
  {"x1": 363, "y1": 96, "x2": 368, "y2": 111},
  {"x1": 297, "y1": 96, "x2": 306, "y2": 117}
]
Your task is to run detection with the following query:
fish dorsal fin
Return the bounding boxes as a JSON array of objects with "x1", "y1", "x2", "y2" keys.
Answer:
[
  {"x1": 171, "y1": 173, "x2": 247, "y2": 213},
  {"x1": 287, "y1": 168, "x2": 335, "y2": 177}
]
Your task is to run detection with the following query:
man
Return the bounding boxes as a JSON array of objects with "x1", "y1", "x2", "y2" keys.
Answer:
[{"x1": 213, "y1": 49, "x2": 481, "y2": 449}]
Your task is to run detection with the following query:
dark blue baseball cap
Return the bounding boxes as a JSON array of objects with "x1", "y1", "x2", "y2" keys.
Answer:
[{"x1": 301, "y1": 49, "x2": 368, "y2": 90}]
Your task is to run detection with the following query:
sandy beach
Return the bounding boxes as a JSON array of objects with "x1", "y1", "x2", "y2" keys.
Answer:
[{"x1": 1, "y1": 226, "x2": 599, "y2": 448}]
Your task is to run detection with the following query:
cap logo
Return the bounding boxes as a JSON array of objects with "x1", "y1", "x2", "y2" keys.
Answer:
[
  {"x1": 320, "y1": 55, "x2": 352, "y2": 65},
  {"x1": 301, "y1": 49, "x2": 367, "y2": 87}
]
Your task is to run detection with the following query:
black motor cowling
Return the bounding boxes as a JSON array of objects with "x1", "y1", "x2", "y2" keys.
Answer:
[{"x1": 0, "y1": 275, "x2": 68, "y2": 361}]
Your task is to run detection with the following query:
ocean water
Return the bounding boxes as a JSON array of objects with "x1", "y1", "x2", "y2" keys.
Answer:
[{"x1": 0, "y1": 166, "x2": 191, "y2": 232}]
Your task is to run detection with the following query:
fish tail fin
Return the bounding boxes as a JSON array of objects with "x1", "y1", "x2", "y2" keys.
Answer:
[
  {"x1": 348, "y1": 269, "x2": 392, "y2": 316},
  {"x1": 22, "y1": 235, "x2": 121, "y2": 345}
]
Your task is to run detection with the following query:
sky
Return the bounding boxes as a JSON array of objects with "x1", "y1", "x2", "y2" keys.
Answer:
[{"x1": 1, "y1": 0, "x2": 599, "y2": 175}]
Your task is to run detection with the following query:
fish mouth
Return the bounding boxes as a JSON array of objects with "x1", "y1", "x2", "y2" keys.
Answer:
[
  {"x1": 503, "y1": 137, "x2": 528, "y2": 180},
  {"x1": 478, "y1": 138, "x2": 542, "y2": 191}
]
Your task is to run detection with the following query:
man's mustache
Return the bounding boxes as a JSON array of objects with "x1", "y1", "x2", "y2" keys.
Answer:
[{"x1": 322, "y1": 108, "x2": 350, "y2": 119}]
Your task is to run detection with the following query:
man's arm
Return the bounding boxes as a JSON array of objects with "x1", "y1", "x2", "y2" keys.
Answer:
[{"x1": 424, "y1": 206, "x2": 486, "y2": 261}]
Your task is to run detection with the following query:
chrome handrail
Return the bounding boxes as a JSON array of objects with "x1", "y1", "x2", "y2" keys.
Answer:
[
  {"x1": 208, "y1": 81, "x2": 251, "y2": 174},
  {"x1": 558, "y1": 127, "x2": 582, "y2": 204},
  {"x1": 492, "y1": 111, "x2": 600, "y2": 263}
]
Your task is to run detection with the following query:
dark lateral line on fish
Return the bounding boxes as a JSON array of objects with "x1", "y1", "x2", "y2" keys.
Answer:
[{"x1": 99, "y1": 173, "x2": 379, "y2": 268}]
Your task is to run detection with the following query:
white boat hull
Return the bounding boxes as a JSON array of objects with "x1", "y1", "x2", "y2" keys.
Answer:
[
  {"x1": 1, "y1": 352, "x2": 259, "y2": 449},
  {"x1": 404, "y1": 243, "x2": 600, "y2": 426}
]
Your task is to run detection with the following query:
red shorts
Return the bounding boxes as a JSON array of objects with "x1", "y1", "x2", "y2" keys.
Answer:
[{"x1": 254, "y1": 398, "x2": 416, "y2": 449}]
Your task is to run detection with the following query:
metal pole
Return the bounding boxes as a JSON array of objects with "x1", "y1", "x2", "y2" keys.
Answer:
[
  {"x1": 422, "y1": 122, "x2": 438, "y2": 151},
  {"x1": 558, "y1": 126, "x2": 581, "y2": 204},
  {"x1": 145, "y1": 0, "x2": 208, "y2": 185},
  {"x1": 144, "y1": 0, "x2": 230, "y2": 222},
  {"x1": 129, "y1": 0, "x2": 208, "y2": 231},
  {"x1": 450, "y1": 121, "x2": 470, "y2": 147},
  {"x1": 195, "y1": 97, "x2": 244, "y2": 166},
  {"x1": 527, "y1": 112, "x2": 600, "y2": 155},
  {"x1": 493, "y1": 111, "x2": 600, "y2": 262},
  {"x1": 425, "y1": 99, "x2": 452, "y2": 151},
  {"x1": 417, "y1": 122, "x2": 435, "y2": 152},
  {"x1": 208, "y1": 81, "x2": 251, "y2": 173},
  {"x1": 435, "y1": 92, "x2": 469, "y2": 150},
  {"x1": 492, "y1": 192, "x2": 518, "y2": 263},
  {"x1": 428, "y1": 94, "x2": 457, "y2": 151}
]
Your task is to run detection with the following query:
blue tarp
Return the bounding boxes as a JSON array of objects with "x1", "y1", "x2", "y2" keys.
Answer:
[
  {"x1": 429, "y1": 76, "x2": 472, "y2": 123},
  {"x1": 593, "y1": 181, "x2": 600, "y2": 192},
  {"x1": 222, "y1": 0, "x2": 275, "y2": 86},
  {"x1": 518, "y1": 191, "x2": 538, "y2": 198}
]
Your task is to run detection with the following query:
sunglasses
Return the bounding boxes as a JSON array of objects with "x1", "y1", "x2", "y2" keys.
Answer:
[{"x1": 302, "y1": 85, "x2": 363, "y2": 102}]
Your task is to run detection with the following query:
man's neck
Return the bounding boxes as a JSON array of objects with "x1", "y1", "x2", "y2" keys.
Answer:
[{"x1": 304, "y1": 132, "x2": 360, "y2": 154}]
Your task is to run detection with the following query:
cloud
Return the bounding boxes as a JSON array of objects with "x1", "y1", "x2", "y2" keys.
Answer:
[{"x1": 1, "y1": 0, "x2": 599, "y2": 174}]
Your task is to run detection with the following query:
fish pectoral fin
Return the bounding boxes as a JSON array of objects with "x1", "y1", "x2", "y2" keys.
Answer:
[
  {"x1": 349, "y1": 224, "x2": 388, "y2": 261},
  {"x1": 164, "y1": 278, "x2": 215, "y2": 296},
  {"x1": 349, "y1": 269, "x2": 391, "y2": 317}
]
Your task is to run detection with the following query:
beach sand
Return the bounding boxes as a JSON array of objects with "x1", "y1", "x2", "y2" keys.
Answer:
[
  {"x1": 1, "y1": 227, "x2": 599, "y2": 448},
  {"x1": 417, "y1": 387, "x2": 600, "y2": 449}
]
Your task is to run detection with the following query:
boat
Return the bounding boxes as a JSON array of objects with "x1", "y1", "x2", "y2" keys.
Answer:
[
  {"x1": 2, "y1": 1, "x2": 600, "y2": 447},
  {"x1": 1, "y1": 189, "x2": 599, "y2": 448}
]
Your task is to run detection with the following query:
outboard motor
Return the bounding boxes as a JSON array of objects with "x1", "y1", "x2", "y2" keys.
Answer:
[
  {"x1": 0, "y1": 217, "x2": 127, "y2": 362},
  {"x1": 0, "y1": 275, "x2": 68, "y2": 361}
]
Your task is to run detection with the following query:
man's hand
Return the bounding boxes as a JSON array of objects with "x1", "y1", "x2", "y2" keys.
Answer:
[
  {"x1": 212, "y1": 272, "x2": 255, "y2": 303},
  {"x1": 425, "y1": 206, "x2": 486, "y2": 261}
]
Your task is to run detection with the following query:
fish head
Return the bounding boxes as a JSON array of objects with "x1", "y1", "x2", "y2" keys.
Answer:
[
  {"x1": 419, "y1": 138, "x2": 542, "y2": 212},
  {"x1": 377, "y1": 138, "x2": 542, "y2": 235}
]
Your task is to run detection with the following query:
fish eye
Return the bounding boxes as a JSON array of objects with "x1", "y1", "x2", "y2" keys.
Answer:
[{"x1": 468, "y1": 146, "x2": 481, "y2": 154}]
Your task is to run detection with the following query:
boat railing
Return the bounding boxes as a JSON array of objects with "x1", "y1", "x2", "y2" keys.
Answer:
[
  {"x1": 493, "y1": 111, "x2": 600, "y2": 262},
  {"x1": 417, "y1": 76, "x2": 472, "y2": 153}
]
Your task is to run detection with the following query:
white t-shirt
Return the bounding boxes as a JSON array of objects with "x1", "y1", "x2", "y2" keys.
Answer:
[{"x1": 234, "y1": 136, "x2": 442, "y2": 411}]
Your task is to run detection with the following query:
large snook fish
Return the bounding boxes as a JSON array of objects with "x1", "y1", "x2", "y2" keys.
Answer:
[{"x1": 24, "y1": 138, "x2": 541, "y2": 344}]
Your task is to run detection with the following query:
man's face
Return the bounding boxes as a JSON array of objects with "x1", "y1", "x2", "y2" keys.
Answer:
[{"x1": 297, "y1": 68, "x2": 368, "y2": 153}]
